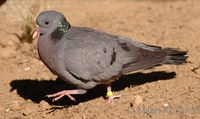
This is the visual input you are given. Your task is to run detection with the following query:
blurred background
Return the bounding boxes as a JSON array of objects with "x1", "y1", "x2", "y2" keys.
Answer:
[{"x1": 0, "y1": 0, "x2": 200, "y2": 119}]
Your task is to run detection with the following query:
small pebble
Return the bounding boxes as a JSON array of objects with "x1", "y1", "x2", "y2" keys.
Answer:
[
  {"x1": 124, "y1": 87, "x2": 129, "y2": 92},
  {"x1": 134, "y1": 95, "x2": 143, "y2": 105},
  {"x1": 24, "y1": 67, "x2": 30, "y2": 71},
  {"x1": 163, "y1": 103, "x2": 169, "y2": 107},
  {"x1": 73, "y1": 105, "x2": 79, "y2": 110},
  {"x1": 5, "y1": 108, "x2": 10, "y2": 112},
  {"x1": 22, "y1": 107, "x2": 32, "y2": 116},
  {"x1": 39, "y1": 100, "x2": 50, "y2": 110},
  {"x1": 40, "y1": 61, "x2": 44, "y2": 65},
  {"x1": 78, "y1": 103, "x2": 84, "y2": 107},
  {"x1": 26, "y1": 99, "x2": 32, "y2": 102}
]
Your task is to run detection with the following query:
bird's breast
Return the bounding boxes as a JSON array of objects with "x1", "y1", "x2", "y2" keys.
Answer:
[{"x1": 37, "y1": 37, "x2": 59, "y2": 73}]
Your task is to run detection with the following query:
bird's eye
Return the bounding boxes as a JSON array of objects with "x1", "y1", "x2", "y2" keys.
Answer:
[{"x1": 44, "y1": 21, "x2": 49, "y2": 26}]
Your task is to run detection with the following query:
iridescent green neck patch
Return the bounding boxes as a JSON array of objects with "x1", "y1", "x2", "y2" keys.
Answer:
[{"x1": 59, "y1": 22, "x2": 68, "y2": 33}]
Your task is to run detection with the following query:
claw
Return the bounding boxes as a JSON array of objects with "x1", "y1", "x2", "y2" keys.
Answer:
[
  {"x1": 106, "y1": 94, "x2": 121, "y2": 103},
  {"x1": 46, "y1": 89, "x2": 86, "y2": 102}
]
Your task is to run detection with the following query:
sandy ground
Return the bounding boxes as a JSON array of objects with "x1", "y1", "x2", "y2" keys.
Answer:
[{"x1": 0, "y1": 0, "x2": 200, "y2": 119}]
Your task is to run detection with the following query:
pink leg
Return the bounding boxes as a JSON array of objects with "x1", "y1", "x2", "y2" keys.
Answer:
[
  {"x1": 46, "y1": 89, "x2": 86, "y2": 102},
  {"x1": 106, "y1": 85, "x2": 121, "y2": 103}
]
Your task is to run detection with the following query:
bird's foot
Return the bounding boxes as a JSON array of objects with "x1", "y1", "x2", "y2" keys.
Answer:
[
  {"x1": 106, "y1": 84, "x2": 121, "y2": 103},
  {"x1": 106, "y1": 91, "x2": 121, "y2": 103},
  {"x1": 46, "y1": 89, "x2": 86, "y2": 102}
]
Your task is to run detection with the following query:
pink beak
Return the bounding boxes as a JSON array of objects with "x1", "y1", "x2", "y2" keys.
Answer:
[{"x1": 32, "y1": 25, "x2": 40, "y2": 39}]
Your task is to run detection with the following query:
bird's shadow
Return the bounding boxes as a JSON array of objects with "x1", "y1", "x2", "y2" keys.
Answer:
[
  {"x1": 0, "y1": 0, "x2": 6, "y2": 6},
  {"x1": 10, "y1": 71, "x2": 176, "y2": 106}
]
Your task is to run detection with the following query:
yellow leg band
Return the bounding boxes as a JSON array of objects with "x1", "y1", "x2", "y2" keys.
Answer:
[{"x1": 106, "y1": 91, "x2": 113, "y2": 97}]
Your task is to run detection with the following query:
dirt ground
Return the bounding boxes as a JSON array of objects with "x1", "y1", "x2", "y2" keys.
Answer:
[{"x1": 0, "y1": 0, "x2": 200, "y2": 119}]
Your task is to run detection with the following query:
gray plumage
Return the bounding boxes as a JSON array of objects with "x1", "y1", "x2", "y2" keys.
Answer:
[{"x1": 35, "y1": 11, "x2": 187, "y2": 101}]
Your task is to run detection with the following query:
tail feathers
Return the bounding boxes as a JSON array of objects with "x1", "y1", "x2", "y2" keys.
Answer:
[
  {"x1": 161, "y1": 48, "x2": 188, "y2": 65},
  {"x1": 122, "y1": 48, "x2": 188, "y2": 75}
]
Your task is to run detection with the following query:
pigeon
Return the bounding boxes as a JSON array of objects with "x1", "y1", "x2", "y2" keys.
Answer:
[{"x1": 33, "y1": 11, "x2": 188, "y2": 102}]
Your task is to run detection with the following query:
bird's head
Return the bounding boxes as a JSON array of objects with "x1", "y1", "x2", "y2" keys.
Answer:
[{"x1": 33, "y1": 11, "x2": 71, "y2": 40}]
